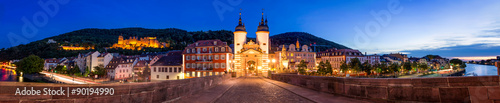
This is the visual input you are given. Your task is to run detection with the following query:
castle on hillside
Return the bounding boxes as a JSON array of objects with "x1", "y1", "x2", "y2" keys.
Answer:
[{"x1": 111, "y1": 36, "x2": 165, "y2": 50}]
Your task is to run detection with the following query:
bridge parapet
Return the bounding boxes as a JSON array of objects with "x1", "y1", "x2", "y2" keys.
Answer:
[
  {"x1": 0, "y1": 74, "x2": 230, "y2": 103},
  {"x1": 271, "y1": 74, "x2": 500, "y2": 103}
]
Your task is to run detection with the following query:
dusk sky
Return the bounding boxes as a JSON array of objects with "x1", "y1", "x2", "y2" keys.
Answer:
[{"x1": 0, "y1": 0, "x2": 499, "y2": 60}]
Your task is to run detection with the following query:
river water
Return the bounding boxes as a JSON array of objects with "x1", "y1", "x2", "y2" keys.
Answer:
[
  {"x1": 464, "y1": 63, "x2": 498, "y2": 76},
  {"x1": 0, "y1": 67, "x2": 20, "y2": 82}
]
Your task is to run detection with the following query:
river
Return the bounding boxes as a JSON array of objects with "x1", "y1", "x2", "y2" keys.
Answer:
[
  {"x1": 464, "y1": 63, "x2": 498, "y2": 76},
  {"x1": 0, "y1": 67, "x2": 21, "y2": 82}
]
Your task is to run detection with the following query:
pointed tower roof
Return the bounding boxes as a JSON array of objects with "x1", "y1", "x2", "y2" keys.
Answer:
[
  {"x1": 235, "y1": 8, "x2": 246, "y2": 32},
  {"x1": 257, "y1": 8, "x2": 269, "y2": 31}
]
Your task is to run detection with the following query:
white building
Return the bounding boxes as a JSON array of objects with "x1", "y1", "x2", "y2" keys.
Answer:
[
  {"x1": 151, "y1": 51, "x2": 184, "y2": 81},
  {"x1": 85, "y1": 51, "x2": 101, "y2": 71},
  {"x1": 97, "y1": 53, "x2": 114, "y2": 67},
  {"x1": 105, "y1": 57, "x2": 137, "y2": 80},
  {"x1": 44, "y1": 58, "x2": 59, "y2": 71}
]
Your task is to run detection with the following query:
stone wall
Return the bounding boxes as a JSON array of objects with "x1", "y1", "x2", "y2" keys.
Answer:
[
  {"x1": 271, "y1": 74, "x2": 500, "y2": 103},
  {"x1": 0, "y1": 74, "x2": 230, "y2": 103}
]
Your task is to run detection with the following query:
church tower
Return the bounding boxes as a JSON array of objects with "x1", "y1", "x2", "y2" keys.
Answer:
[
  {"x1": 234, "y1": 10, "x2": 247, "y2": 54},
  {"x1": 256, "y1": 10, "x2": 270, "y2": 54}
]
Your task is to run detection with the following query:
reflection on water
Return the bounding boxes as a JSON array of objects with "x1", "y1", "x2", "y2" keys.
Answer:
[
  {"x1": 465, "y1": 63, "x2": 498, "y2": 76},
  {"x1": 0, "y1": 67, "x2": 18, "y2": 81}
]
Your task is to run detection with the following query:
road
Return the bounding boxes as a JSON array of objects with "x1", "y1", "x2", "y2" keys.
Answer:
[
  {"x1": 177, "y1": 77, "x2": 371, "y2": 103},
  {"x1": 214, "y1": 77, "x2": 313, "y2": 103}
]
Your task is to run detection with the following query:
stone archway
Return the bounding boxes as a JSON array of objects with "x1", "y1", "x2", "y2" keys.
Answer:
[{"x1": 247, "y1": 60, "x2": 257, "y2": 76}]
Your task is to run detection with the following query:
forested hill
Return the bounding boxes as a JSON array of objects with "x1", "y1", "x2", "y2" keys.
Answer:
[{"x1": 0, "y1": 28, "x2": 349, "y2": 61}]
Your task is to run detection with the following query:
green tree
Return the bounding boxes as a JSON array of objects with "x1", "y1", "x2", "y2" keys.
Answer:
[
  {"x1": 388, "y1": 63, "x2": 400, "y2": 73},
  {"x1": 340, "y1": 61, "x2": 348, "y2": 73},
  {"x1": 316, "y1": 61, "x2": 325, "y2": 74},
  {"x1": 348, "y1": 58, "x2": 362, "y2": 73},
  {"x1": 68, "y1": 66, "x2": 80, "y2": 75},
  {"x1": 297, "y1": 60, "x2": 308, "y2": 74},
  {"x1": 15, "y1": 55, "x2": 44, "y2": 74},
  {"x1": 93, "y1": 64, "x2": 106, "y2": 78},
  {"x1": 54, "y1": 65, "x2": 65, "y2": 73},
  {"x1": 402, "y1": 62, "x2": 412, "y2": 73},
  {"x1": 361, "y1": 61, "x2": 372, "y2": 75},
  {"x1": 419, "y1": 63, "x2": 429, "y2": 71},
  {"x1": 450, "y1": 58, "x2": 465, "y2": 70},
  {"x1": 324, "y1": 60, "x2": 333, "y2": 74},
  {"x1": 411, "y1": 61, "x2": 418, "y2": 72},
  {"x1": 84, "y1": 67, "x2": 90, "y2": 77}
]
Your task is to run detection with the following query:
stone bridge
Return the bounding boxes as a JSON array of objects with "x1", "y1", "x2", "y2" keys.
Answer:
[{"x1": 1, "y1": 73, "x2": 500, "y2": 103}]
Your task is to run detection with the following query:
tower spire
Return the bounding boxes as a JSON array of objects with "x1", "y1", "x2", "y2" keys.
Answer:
[
  {"x1": 260, "y1": 8, "x2": 264, "y2": 25},
  {"x1": 238, "y1": 8, "x2": 242, "y2": 25}
]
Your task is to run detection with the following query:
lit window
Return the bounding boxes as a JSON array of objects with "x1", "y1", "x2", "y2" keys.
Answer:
[{"x1": 221, "y1": 63, "x2": 225, "y2": 68}]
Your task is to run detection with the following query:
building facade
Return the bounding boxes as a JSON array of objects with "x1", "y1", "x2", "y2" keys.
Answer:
[
  {"x1": 105, "y1": 57, "x2": 137, "y2": 80},
  {"x1": 318, "y1": 48, "x2": 366, "y2": 72},
  {"x1": 233, "y1": 11, "x2": 271, "y2": 77},
  {"x1": 269, "y1": 40, "x2": 316, "y2": 72},
  {"x1": 183, "y1": 40, "x2": 232, "y2": 78},
  {"x1": 151, "y1": 51, "x2": 184, "y2": 81}
]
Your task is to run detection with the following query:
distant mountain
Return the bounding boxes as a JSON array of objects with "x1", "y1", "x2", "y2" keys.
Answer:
[
  {"x1": 270, "y1": 32, "x2": 349, "y2": 51},
  {"x1": 0, "y1": 28, "x2": 349, "y2": 61}
]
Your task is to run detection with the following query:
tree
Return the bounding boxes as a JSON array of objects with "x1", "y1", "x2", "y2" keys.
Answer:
[
  {"x1": 68, "y1": 66, "x2": 80, "y2": 75},
  {"x1": 402, "y1": 62, "x2": 412, "y2": 73},
  {"x1": 340, "y1": 61, "x2": 348, "y2": 73},
  {"x1": 54, "y1": 65, "x2": 65, "y2": 73},
  {"x1": 450, "y1": 58, "x2": 465, "y2": 70},
  {"x1": 324, "y1": 60, "x2": 333, "y2": 74},
  {"x1": 419, "y1": 63, "x2": 429, "y2": 71},
  {"x1": 84, "y1": 67, "x2": 90, "y2": 77},
  {"x1": 361, "y1": 61, "x2": 372, "y2": 75},
  {"x1": 317, "y1": 61, "x2": 326, "y2": 74},
  {"x1": 93, "y1": 64, "x2": 106, "y2": 78},
  {"x1": 388, "y1": 63, "x2": 400, "y2": 73},
  {"x1": 297, "y1": 60, "x2": 308, "y2": 74},
  {"x1": 411, "y1": 61, "x2": 418, "y2": 72},
  {"x1": 15, "y1": 55, "x2": 44, "y2": 74},
  {"x1": 349, "y1": 58, "x2": 362, "y2": 73}
]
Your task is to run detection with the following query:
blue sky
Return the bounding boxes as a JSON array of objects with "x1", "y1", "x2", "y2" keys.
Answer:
[{"x1": 0, "y1": 0, "x2": 499, "y2": 60}]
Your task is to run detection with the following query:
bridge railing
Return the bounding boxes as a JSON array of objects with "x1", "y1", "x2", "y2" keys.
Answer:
[{"x1": 271, "y1": 74, "x2": 500, "y2": 103}]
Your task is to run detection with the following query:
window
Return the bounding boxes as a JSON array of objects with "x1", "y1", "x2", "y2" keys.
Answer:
[
  {"x1": 178, "y1": 67, "x2": 182, "y2": 72},
  {"x1": 192, "y1": 56, "x2": 196, "y2": 60},
  {"x1": 186, "y1": 63, "x2": 190, "y2": 68},
  {"x1": 221, "y1": 47, "x2": 225, "y2": 52},
  {"x1": 157, "y1": 75, "x2": 159, "y2": 78},
  {"x1": 215, "y1": 63, "x2": 219, "y2": 68},
  {"x1": 215, "y1": 48, "x2": 219, "y2": 52},
  {"x1": 186, "y1": 56, "x2": 190, "y2": 60},
  {"x1": 215, "y1": 55, "x2": 219, "y2": 60},
  {"x1": 237, "y1": 43, "x2": 240, "y2": 45},
  {"x1": 187, "y1": 49, "x2": 190, "y2": 53},
  {"x1": 197, "y1": 56, "x2": 201, "y2": 60},
  {"x1": 174, "y1": 67, "x2": 177, "y2": 72},
  {"x1": 192, "y1": 49, "x2": 195, "y2": 53},
  {"x1": 221, "y1": 55, "x2": 225, "y2": 60},
  {"x1": 263, "y1": 43, "x2": 266, "y2": 45},
  {"x1": 169, "y1": 67, "x2": 172, "y2": 72},
  {"x1": 154, "y1": 67, "x2": 156, "y2": 72},
  {"x1": 203, "y1": 48, "x2": 207, "y2": 52},
  {"x1": 167, "y1": 75, "x2": 169, "y2": 79},
  {"x1": 177, "y1": 76, "x2": 180, "y2": 80},
  {"x1": 209, "y1": 48, "x2": 212, "y2": 52},
  {"x1": 221, "y1": 63, "x2": 225, "y2": 68}
]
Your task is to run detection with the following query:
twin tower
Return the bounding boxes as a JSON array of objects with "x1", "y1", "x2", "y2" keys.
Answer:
[{"x1": 233, "y1": 11, "x2": 270, "y2": 54}]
